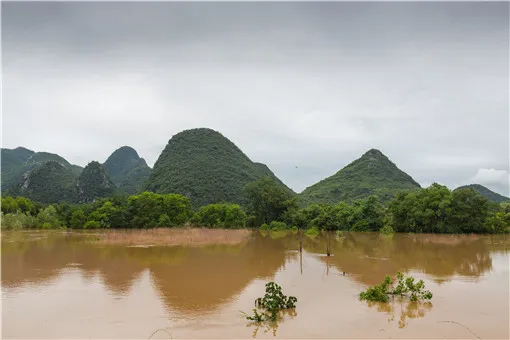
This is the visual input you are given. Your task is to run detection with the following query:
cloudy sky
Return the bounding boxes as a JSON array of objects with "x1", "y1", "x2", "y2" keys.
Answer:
[{"x1": 2, "y1": 2, "x2": 509, "y2": 196}]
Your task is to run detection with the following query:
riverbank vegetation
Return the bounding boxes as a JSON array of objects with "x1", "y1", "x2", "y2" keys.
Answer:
[{"x1": 1, "y1": 177, "x2": 509, "y2": 234}]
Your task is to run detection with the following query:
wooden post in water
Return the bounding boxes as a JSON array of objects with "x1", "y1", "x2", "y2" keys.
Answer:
[
  {"x1": 300, "y1": 248, "x2": 303, "y2": 275},
  {"x1": 299, "y1": 229, "x2": 303, "y2": 253},
  {"x1": 326, "y1": 230, "x2": 331, "y2": 257}
]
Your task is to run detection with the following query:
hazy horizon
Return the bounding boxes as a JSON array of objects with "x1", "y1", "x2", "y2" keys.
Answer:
[{"x1": 2, "y1": 2, "x2": 509, "y2": 196}]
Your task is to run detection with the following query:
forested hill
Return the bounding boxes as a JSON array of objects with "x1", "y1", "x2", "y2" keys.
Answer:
[
  {"x1": 1, "y1": 147, "x2": 83, "y2": 192},
  {"x1": 103, "y1": 146, "x2": 151, "y2": 194},
  {"x1": 455, "y1": 184, "x2": 509, "y2": 203},
  {"x1": 145, "y1": 128, "x2": 293, "y2": 208},
  {"x1": 299, "y1": 149, "x2": 421, "y2": 205}
]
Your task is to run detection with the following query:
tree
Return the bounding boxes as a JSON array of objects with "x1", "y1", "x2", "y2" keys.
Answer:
[
  {"x1": 448, "y1": 188, "x2": 489, "y2": 233},
  {"x1": 244, "y1": 177, "x2": 298, "y2": 227},
  {"x1": 350, "y1": 195, "x2": 384, "y2": 232},
  {"x1": 69, "y1": 209, "x2": 87, "y2": 228},
  {"x1": 127, "y1": 191, "x2": 192, "y2": 228},
  {"x1": 37, "y1": 205, "x2": 61, "y2": 228}
]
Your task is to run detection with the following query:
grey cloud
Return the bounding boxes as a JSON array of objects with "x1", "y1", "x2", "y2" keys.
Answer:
[{"x1": 2, "y1": 2, "x2": 508, "y2": 195}]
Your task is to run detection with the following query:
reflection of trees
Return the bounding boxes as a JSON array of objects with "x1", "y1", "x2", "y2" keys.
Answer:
[
  {"x1": 366, "y1": 299, "x2": 433, "y2": 328},
  {"x1": 302, "y1": 232, "x2": 504, "y2": 285},
  {"x1": 1, "y1": 231, "x2": 287, "y2": 315},
  {"x1": 246, "y1": 309, "x2": 297, "y2": 338}
]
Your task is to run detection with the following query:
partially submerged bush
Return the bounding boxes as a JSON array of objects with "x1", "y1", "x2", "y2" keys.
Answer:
[
  {"x1": 305, "y1": 226, "x2": 319, "y2": 238},
  {"x1": 269, "y1": 220, "x2": 288, "y2": 231},
  {"x1": 380, "y1": 224, "x2": 395, "y2": 235},
  {"x1": 360, "y1": 272, "x2": 433, "y2": 302},
  {"x1": 244, "y1": 282, "x2": 297, "y2": 322}
]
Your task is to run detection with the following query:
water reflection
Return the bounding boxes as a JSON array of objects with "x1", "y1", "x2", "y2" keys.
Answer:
[
  {"x1": 2, "y1": 230, "x2": 509, "y2": 339},
  {"x1": 366, "y1": 299, "x2": 433, "y2": 328},
  {"x1": 1, "y1": 231, "x2": 289, "y2": 315},
  {"x1": 289, "y1": 232, "x2": 506, "y2": 285},
  {"x1": 246, "y1": 309, "x2": 297, "y2": 338}
]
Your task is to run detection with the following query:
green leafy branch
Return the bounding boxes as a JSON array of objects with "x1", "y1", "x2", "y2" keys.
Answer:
[
  {"x1": 359, "y1": 272, "x2": 433, "y2": 302},
  {"x1": 243, "y1": 282, "x2": 297, "y2": 322}
]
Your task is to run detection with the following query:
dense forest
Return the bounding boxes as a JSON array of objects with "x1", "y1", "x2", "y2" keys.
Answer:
[{"x1": 2, "y1": 177, "x2": 509, "y2": 234}]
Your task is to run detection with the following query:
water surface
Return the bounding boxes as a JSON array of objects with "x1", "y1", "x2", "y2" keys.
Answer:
[{"x1": 2, "y1": 230, "x2": 509, "y2": 339}]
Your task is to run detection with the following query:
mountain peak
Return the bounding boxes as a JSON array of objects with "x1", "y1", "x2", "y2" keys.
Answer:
[
  {"x1": 362, "y1": 148, "x2": 387, "y2": 158},
  {"x1": 108, "y1": 146, "x2": 140, "y2": 160},
  {"x1": 300, "y1": 149, "x2": 420, "y2": 204},
  {"x1": 103, "y1": 146, "x2": 151, "y2": 194},
  {"x1": 146, "y1": 128, "x2": 292, "y2": 208}
]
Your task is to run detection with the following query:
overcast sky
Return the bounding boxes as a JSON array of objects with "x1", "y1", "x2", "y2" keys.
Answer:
[{"x1": 2, "y1": 2, "x2": 509, "y2": 195}]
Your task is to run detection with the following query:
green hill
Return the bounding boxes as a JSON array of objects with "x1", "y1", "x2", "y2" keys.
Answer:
[
  {"x1": 300, "y1": 149, "x2": 421, "y2": 205},
  {"x1": 1, "y1": 148, "x2": 83, "y2": 191},
  {"x1": 77, "y1": 161, "x2": 118, "y2": 203},
  {"x1": 103, "y1": 146, "x2": 152, "y2": 194},
  {"x1": 455, "y1": 184, "x2": 509, "y2": 203},
  {"x1": 14, "y1": 161, "x2": 79, "y2": 204},
  {"x1": 1, "y1": 147, "x2": 35, "y2": 190},
  {"x1": 145, "y1": 128, "x2": 292, "y2": 208}
]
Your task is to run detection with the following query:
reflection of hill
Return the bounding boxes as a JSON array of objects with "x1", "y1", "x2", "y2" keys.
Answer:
[
  {"x1": 150, "y1": 235, "x2": 287, "y2": 314},
  {"x1": 304, "y1": 232, "x2": 500, "y2": 285},
  {"x1": 1, "y1": 231, "x2": 287, "y2": 314}
]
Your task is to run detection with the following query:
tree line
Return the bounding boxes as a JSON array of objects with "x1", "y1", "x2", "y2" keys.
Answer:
[{"x1": 1, "y1": 177, "x2": 509, "y2": 234}]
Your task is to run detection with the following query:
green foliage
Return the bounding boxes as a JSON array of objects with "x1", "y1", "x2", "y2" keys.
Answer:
[
  {"x1": 305, "y1": 226, "x2": 320, "y2": 238},
  {"x1": 455, "y1": 184, "x2": 509, "y2": 203},
  {"x1": 127, "y1": 191, "x2": 193, "y2": 228},
  {"x1": 245, "y1": 282, "x2": 297, "y2": 322},
  {"x1": 191, "y1": 203, "x2": 247, "y2": 228},
  {"x1": 36, "y1": 205, "x2": 61, "y2": 228},
  {"x1": 349, "y1": 195, "x2": 385, "y2": 232},
  {"x1": 83, "y1": 220, "x2": 101, "y2": 229},
  {"x1": 145, "y1": 128, "x2": 293, "y2": 208},
  {"x1": 359, "y1": 272, "x2": 433, "y2": 302},
  {"x1": 388, "y1": 184, "x2": 499, "y2": 234},
  {"x1": 244, "y1": 176, "x2": 298, "y2": 227},
  {"x1": 0, "y1": 211, "x2": 38, "y2": 229},
  {"x1": 103, "y1": 146, "x2": 151, "y2": 194},
  {"x1": 268, "y1": 220, "x2": 288, "y2": 231},
  {"x1": 300, "y1": 149, "x2": 421, "y2": 205},
  {"x1": 69, "y1": 209, "x2": 87, "y2": 228},
  {"x1": 380, "y1": 224, "x2": 395, "y2": 235},
  {"x1": 359, "y1": 275, "x2": 393, "y2": 302}
]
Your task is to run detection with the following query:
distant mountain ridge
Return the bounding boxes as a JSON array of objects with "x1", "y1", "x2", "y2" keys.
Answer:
[
  {"x1": 455, "y1": 184, "x2": 509, "y2": 203},
  {"x1": 4, "y1": 129, "x2": 504, "y2": 208},
  {"x1": 299, "y1": 149, "x2": 421, "y2": 205}
]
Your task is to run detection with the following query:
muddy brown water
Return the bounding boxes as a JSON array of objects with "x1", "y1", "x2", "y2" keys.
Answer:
[{"x1": 1, "y1": 230, "x2": 509, "y2": 339}]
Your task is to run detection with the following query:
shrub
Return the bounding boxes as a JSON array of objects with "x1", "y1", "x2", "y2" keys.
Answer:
[
  {"x1": 380, "y1": 224, "x2": 395, "y2": 235},
  {"x1": 269, "y1": 220, "x2": 288, "y2": 231},
  {"x1": 244, "y1": 282, "x2": 297, "y2": 322},
  {"x1": 83, "y1": 220, "x2": 101, "y2": 229},
  {"x1": 305, "y1": 226, "x2": 319, "y2": 238},
  {"x1": 359, "y1": 272, "x2": 433, "y2": 302}
]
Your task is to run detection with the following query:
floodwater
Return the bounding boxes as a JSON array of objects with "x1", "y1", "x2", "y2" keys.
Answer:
[{"x1": 1, "y1": 230, "x2": 509, "y2": 339}]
